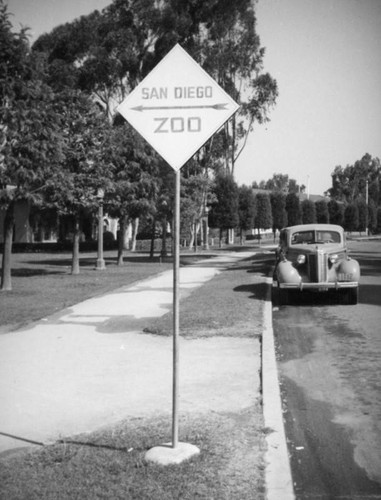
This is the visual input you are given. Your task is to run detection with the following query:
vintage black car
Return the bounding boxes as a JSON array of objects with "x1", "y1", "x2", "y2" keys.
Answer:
[{"x1": 274, "y1": 224, "x2": 360, "y2": 305}]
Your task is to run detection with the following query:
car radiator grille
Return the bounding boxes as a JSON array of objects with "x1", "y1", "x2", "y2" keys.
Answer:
[{"x1": 308, "y1": 252, "x2": 328, "y2": 282}]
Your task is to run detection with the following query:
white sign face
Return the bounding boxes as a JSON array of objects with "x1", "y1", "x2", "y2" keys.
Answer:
[{"x1": 117, "y1": 44, "x2": 240, "y2": 171}]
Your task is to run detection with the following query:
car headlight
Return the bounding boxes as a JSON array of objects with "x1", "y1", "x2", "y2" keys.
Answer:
[
  {"x1": 329, "y1": 254, "x2": 338, "y2": 264},
  {"x1": 296, "y1": 254, "x2": 306, "y2": 264}
]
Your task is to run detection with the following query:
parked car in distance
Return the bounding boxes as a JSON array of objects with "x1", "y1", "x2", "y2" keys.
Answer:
[{"x1": 274, "y1": 224, "x2": 360, "y2": 305}]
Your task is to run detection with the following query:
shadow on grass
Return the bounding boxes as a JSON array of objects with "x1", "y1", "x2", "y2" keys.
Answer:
[
  {"x1": 20, "y1": 255, "x2": 213, "y2": 268},
  {"x1": 227, "y1": 254, "x2": 274, "y2": 277},
  {"x1": 11, "y1": 269, "x2": 65, "y2": 277},
  {"x1": 22, "y1": 258, "x2": 116, "y2": 268},
  {"x1": 56, "y1": 439, "x2": 132, "y2": 453},
  {"x1": 0, "y1": 432, "x2": 131, "y2": 458},
  {"x1": 234, "y1": 282, "x2": 268, "y2": 299},
  {"x1": 15, "y1": 247, "x2": 261, "y2": 270},
  {"x1": 0, "y1": 431, "x2": 44, "y2": 447}
]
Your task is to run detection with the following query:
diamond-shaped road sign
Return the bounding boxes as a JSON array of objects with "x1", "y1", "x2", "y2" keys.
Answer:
[{"x1": 117, "y1": 44, "x2": 240, "y2": 171}]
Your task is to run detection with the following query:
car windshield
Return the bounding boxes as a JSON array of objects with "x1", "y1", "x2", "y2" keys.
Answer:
[{"x1": 291, "y1": 230, "x2": 341, "y2": 245}]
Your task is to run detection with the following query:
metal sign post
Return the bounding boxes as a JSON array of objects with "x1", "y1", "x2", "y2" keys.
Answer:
[
  {"x1": 117, "y1": 44, "x2": 239, "y2": 463},
  {"x1": 172, "y1": 169, "x2": 180, "y2": 448}
]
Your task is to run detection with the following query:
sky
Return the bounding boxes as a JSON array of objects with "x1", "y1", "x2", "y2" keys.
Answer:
[{"x1": 5, "y1": 0, "x2": 381, "y2": 195}]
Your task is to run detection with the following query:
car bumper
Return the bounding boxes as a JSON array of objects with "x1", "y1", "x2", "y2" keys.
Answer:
[{"x1": 278, "y1": 281, "x2": 359, "y2": 291}]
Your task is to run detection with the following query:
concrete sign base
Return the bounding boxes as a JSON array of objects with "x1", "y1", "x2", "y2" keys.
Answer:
[{"x1": 145, "y1": 442, "x2": 200, "y2": 466}]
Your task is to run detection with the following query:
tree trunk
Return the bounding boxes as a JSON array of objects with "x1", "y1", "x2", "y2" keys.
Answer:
[
  {"x1": 200, "y1": 219, "x2": 204, "y2": 248},
  {"x1": 231, "y1": 113, "x2": 236, "y2": 177},
  {"x1": 188, "y1": 222, "x2": 195, "y2": 250},
  {"x1": 161, "y1": 217, "x2": 167, "y2": 257},
  {"x1": 131, "y1": 217, "x2": 139, "y2": 252},
  {"x1": 117, "y1": 216, "x2": 126, "y2": 266},
  {"x1": 224, "y1": 122, "x2": 230, "y2": 174},
  {"x1": 1, "y1": 203, "x2": 14, "y2": 291},
  {"x1": 150, "y1": 217, "x2": 156, "y2": 260},
  {"x1": 71, "y1": 215, "x2": 80, "y2": 275},
  {"x1": 219, "y1": 228, "x2": 223, "y2": 248},
  {"x1": 203, "y1": 217, "x2": 209, "y2": 250}
]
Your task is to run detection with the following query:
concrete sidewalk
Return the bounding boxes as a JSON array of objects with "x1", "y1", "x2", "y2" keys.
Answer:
[{"x1": 0, "y1": 249, "x2": 294, "y2": 499}]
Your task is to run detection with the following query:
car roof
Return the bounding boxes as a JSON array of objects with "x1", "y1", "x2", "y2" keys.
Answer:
[{"x1": 283, "y1": 224, "x2": 344, "y2": 233}]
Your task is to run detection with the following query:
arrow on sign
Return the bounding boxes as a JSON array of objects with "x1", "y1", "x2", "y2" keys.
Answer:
[{"x1": 131, "y1": 103, "x2": 229, "y2": 112}]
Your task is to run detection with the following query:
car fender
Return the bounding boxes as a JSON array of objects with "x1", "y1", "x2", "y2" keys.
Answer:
[
  {"x1": 277, "y1": 260, "x2": 301, "y2": 284},
  {"x1": 336, "y1": 258, "x2": 360, "y2": 282}
]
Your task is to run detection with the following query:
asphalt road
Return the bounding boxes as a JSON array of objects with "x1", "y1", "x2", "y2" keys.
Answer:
[{"x1": 271, "y1": 239, "x2": 381, "y2": 499}]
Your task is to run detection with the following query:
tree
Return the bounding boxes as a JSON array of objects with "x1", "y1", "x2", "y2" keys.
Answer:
[
  {"x1": 288, "y1": 178, "x2": 305, "y2": 194},
  {"x1": 32, "y1": 1, "x2": 162, "y2": 117},
  {"x1": 343, "y1": 203, "x2": 359, "y2": 232},
  {"x1": 43, "y1": 90, "x2": 112, "y2": 274},
  {"x1": 315, "y1": 199, "x2": 329, "y2": 223},
  {"x1": 376, "y1": 207, "x2": 381, "y2": 234},
  {"x1": 155, "y1": 162, "x2": 176, "y2": 257},
  {"x1": 103, "y1": 122, "x2": 159, "y2": 264},
  {"x1": 33, "y1": 0, "x2": 278, "y2": 180},
  {"x1": 301, "y1": 199, "x2": 316, "y2": 224},
  {"x1": 238, "y1": 185, "x2": 255, "y2": 244},
  {"x1": 254, "y1": 173, "x2": 305, "y2": 194},
  {"x1": 32, "y1": 0, "x2": 278, "y2": 255},
  {"x1": 367, "y1": 199, "x2": 377, "y2": 234},
  {"x1": 357, "y1": 198, "x2": 367, "y2": 234},
  {"x1": 1, "y1": 1, "x2": 64, "y2": 290},
  {"x1": 254, "y1": 192, "x2": 272, "y2": 238},
  {"x1": 328, "y1": 153, "x2": 381, "y2": 205},
  {"x1": 265, "y1": 173, "x2": 289, "y2": 192},
  {"x1": 209, "y1": 173, "x2": 239, "y2": 246},
  {"x1": 180, "y1": 161, "x2": 210, "y2": 250},
  {"x1": 285, "y1": 193, "x2": 301, "y2": 227},
  {"x1": 270, "y1": 191, "x2": 287, "y2": 235},
  {"x1": 150, "y1": 0, "x2": 279, "y2": 176},
  {"x1": 328, "y1": 199, "x2": 344, "y2": 226}
]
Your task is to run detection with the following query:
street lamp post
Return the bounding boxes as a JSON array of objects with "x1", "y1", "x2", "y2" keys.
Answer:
[{"x1": 96, "y1": 188, "x2": 106, "y2": 270}]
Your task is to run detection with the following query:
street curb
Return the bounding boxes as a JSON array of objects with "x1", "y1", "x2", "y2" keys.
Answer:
[{"x1": 262, "y1": 275, "x2": 295, "y2": 500}]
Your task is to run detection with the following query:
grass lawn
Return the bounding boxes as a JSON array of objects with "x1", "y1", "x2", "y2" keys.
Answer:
[
  {"x1": 143, "y1": 255, "x2": 269, "y2": 338},
  {"x1": 0, "y1": 247, "x2": 272, "y2": 499},
  {"x1": 0, "y1": 409, "x2": 267, "y2": 500}
]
